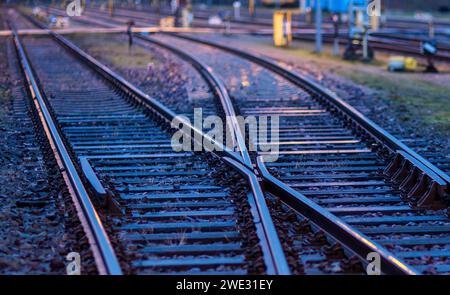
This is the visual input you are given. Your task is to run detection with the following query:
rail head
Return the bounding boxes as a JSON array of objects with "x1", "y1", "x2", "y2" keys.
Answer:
[
  {"x1": 10, "y1": 26, "x2": 123, "y2": 275},
  {"x1": 223, "y1": 157, "x2": 291, "y2": 275},
  {"x1": 44, "y1": 22, "x2": 293, "y2": 274}
]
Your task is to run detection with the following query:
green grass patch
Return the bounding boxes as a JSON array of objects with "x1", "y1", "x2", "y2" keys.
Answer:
[
  {"x1": 68, "y1": 34, "x2": 156, "y2": 69},
  {"x1": 339, "y1": 68, "x2": 450, "y2": 131},
  {"x1": 241, "y1": 36, "x2": 449, "y2": 132},
  {"x1": 235, "y1": 35, "x2": 449, "y2": 132},
  {"x1": 234, "y1": 35, "x2": 386, "y2": 68}
]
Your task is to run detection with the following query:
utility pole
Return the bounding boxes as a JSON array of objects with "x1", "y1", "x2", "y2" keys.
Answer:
[
  {"x1": 109, "y1": 0, "x2": 114, "y2": 16},
  {"x1": 299, "y1": 0, "x2": 306, "y2": 11},
  {"x1": 249, "y1": 0, "x2": 255, "y2": 18},
  {"x1": 332, "y1": 14, "x2": 340, "y2": 56},
  {"x1": 348, "y1": 0, "x2": 354, "y2": 39},
  {"x1": 428, "y1": 19, "x2": 435, "y2": 39},
  {"x1": 299, "y1": 0, "x2": 306, "y2": 25},
  {"x1": 315, "y1": 0, "x2": 322, "y2": 53}
]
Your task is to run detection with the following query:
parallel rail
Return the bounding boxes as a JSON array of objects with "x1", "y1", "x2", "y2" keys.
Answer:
[
  {"x1": 133, "y1": 34, "x2": 421, "y2": 275},
  {"x1": 11, "y1": 11, "x2": 291, "y2": 274},
  {"x1": 16, "y1": 9, "x2": 450, "y2": 274},
  {"x1": 127, "y1": 34, "x2": 290, "y2": 274},
  {"x1": 140, "y1": 33, "x2": 450, "y2": 274},
  {"x1": 50, "y1": 26, "x2": 290, "y2": 276},
  {"x1": 168, "y1": 33, "x2": 450, "y2": 207},
  {"x1": 10, "y1": 24, "x2": 123, "y2": 275}
]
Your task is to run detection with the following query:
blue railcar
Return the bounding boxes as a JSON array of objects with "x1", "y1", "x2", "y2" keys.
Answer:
[
  {"x1": 321, "y1": 0, "x2": 368, "y2": 13},
  {"x1": 262, "y1": 0, "x2": 368, "y2": 12},
  {"x1": 328, "y1": 0, "x2": 350, "y2": 13}
]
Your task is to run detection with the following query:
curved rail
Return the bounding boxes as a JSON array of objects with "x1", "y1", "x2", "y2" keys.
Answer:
[
  {"x1": 18, "y1": 9, "x2": 448, "y2": 274},
  {"x1": 131, "y1": 33, "x2": 297, "y2": 273},
  {"x1": 135, "y1": 35, "x2": 252, "y2": 167},
  {"x1": 130, "y1": 35, "x2": 292, "y2": 274},
  {"x1": 17, "y1": 11, "x2": 291, "y2": 274},
  {"x1": 53, "y1": 31, "x2": 290, "y2": 276},
  {"x1": 167, "y1": 33, "x2": 449, "y2": 207},
  {"x1": 130, "y1": 28, "x2": 429, "y2": 275}
]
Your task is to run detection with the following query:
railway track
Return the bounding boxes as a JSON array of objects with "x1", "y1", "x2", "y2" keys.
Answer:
[
  {"x1": 0, "y1": 13, "x2": 99, "y2": 274},
  {"x1": 9, "y1": 23, "x2": 299, "y2": 274},
  {"x1": 177, "y1": 5, "x2": 450, "y2": 29},
  {"x1": 8, "y1": 8, "x2": 450, "y2": 275},
  {"x1": 7, "y1": 9, "x2": 374, "y2": 275},
  {"x1": 86, "y1": 5, "x2": 450, "y2": 31},
  {"x1": 181, "y1": 5, "x2": 450, "y2": 35},
  {"x1": 73, "y1": 5, "x2": 450, "y2": 63},
  {"x1": 142, "y1": 33, "x2": 450, "y2": 274},
  {"x1": 60, "y1": 9, "x2": 447, "y2": 271},
  {"x1": 40, "y1": 7, "x2": 450, "y2": 176},
  {"x1": 144, "y1": 32, "x2": 449, "y2": 272}
]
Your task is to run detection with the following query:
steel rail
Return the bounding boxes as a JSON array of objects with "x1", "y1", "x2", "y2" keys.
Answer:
[
  {"x1": 167, "y1": 34, "x2": 450, "y2": 205},
  {"x1": 18, "y1": 11, "x2": 291, "y2": 275},
  {"x1": 10, "y1": 26, "x2": 123, "y2": 275},
  {"x1": 54, "y1": 31, "x2": 290, "y2": 276},
  {"x1": 20, "y1": 8, "x2": 444, "y2": 274},
  {"x1": 256, "y1": 156, "x2": 419, "y2": 275},
  {"x1": 223, "y1": 157, "x2": 292, "y2": 275},
  {"x1": 130, "y1": 35, "x2": 291, "y2": 274},
  {"x1": 135, "y1": 35, "x2": 252, "y2": 167},
  {"x1": 151, "y1": 33, "x2": 448, "y2": 274},
  {"x1": 101, "y1": 25, "x2": 423, "y2": 274}
]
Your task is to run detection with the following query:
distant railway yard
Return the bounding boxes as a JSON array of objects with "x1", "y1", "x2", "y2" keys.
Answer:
[{"x1": 0, "y1": 0, "x2": 449, "y2": 278}]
